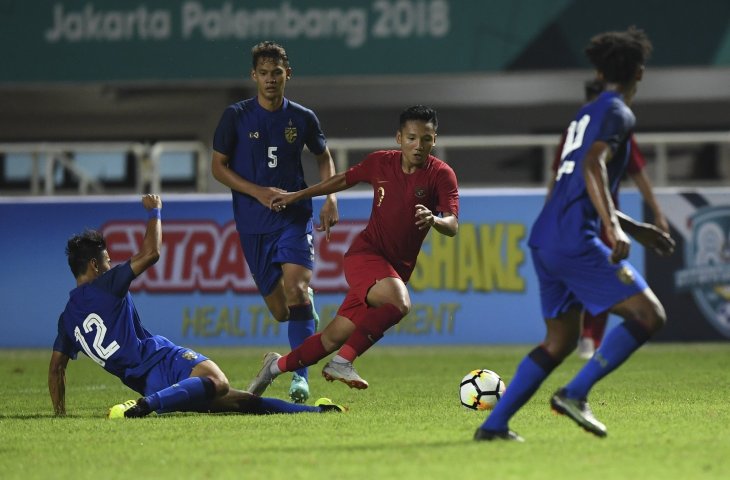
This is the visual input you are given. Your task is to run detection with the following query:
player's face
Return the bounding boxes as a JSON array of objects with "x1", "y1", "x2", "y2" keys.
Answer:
[
  {"x1": 397, "y1": 120, "x2": 437, "y2": 170},
  {"x1": 251, "y1": 57, "x2": 291, "y2": 103},
  {"x1": 94, "y1": 250, "x2": 112, "y2": 275}
]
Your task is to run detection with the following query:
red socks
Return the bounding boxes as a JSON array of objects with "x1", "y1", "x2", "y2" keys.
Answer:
[
  {"x1": 277, "y1": 303, "x2": 405, "y2": 370},
  {"x1": 278, "y1": 333, "x2": 328, "y2": 373},
  {"x1": 339, "y1": 303, "x2": 403, "y2": 360}
]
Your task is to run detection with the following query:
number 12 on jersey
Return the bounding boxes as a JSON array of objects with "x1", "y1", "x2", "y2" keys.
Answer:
[
  {"x1": 557, "y1": 114, "x2": 590, "y2": 180},
  {"x1": 74, "y1": 314, "x2": 120, "y2": 367}
]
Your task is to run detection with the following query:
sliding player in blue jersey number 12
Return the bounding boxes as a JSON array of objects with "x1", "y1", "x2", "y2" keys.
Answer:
[
  {"x1": 211, "y1": 41, "x2": 339, "y2": 403},
  {"x1": 475, "y1": 27, "x2": 675, "y2": 442},
  {"x1": 48, "y1": 195, "x2": 345, "y2": 418}
]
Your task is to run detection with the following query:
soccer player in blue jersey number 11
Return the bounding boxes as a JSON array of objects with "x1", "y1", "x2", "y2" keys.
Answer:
[
  {"x1": 211, "y1": 41, "x2": 339, "y2": 403},
  {"x1": 475, "y1": 27, "x2": 675, "y2": 442},
  {"x1": 48, "y1": 195, "x2": 345, "y2": 418}
]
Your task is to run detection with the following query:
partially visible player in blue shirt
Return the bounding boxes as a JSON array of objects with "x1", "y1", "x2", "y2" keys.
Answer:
[
  {"x1": 48, "y1": 195, "x2": 344, "y2": 418},
  {"x1": 475, "y1": 27, "x2": 675, "y2": 442},
  {"x1": 212, "y1": 41, "x2": 339, "y2": 403}
]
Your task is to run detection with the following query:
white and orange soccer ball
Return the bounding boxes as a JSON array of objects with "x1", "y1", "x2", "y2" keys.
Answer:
[{"x1": 459, "y1": 369, "x2": 506, "y2": 411}]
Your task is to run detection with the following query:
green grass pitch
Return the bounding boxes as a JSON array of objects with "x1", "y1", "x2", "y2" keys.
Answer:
[{"x1": 1, "y1": 344, "x2": 728, "y2": 480}]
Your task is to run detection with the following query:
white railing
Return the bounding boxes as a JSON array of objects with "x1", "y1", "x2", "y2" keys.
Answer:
[
  {"x1": 329, "y1": 131, "x2": 730, "y2": 187},
  {"x1": 2, "y1": 131, "x2": 729, "y2": 195},
  {"x1": 0, "y1": 141, "x2": 207, "y2": 195}
]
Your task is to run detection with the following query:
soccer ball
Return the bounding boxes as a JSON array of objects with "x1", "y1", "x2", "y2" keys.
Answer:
[{"x1": 459, "y1": 369, "x2": 506, "y2": 411}]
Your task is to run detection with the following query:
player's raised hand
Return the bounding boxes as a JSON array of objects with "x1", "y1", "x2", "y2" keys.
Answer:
[
  {"x1": 634, "y1": 224, "x2": 676, "y2": 257},
  {"x1": 142, "y1": 194, "x2": 162, "y2": 210},
  {"x1": 415, "y1": 204, "x2": 435, "y2": 231}
]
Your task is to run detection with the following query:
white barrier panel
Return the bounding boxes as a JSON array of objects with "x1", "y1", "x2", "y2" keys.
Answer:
[{"x1": 1, "y1": 189, "x2": 646, "y2": 347}]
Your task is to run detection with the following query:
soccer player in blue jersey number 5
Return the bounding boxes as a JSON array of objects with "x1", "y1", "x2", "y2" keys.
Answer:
[
  {"x1": 475, "y1": 27, "x2": 675, "y2": 442},
  {"x1": 48, "y1": 195, "x2": 344, "y2": 418},
  {"x1": 211, "y1": 41, "x2": 339, "y2": 403}
]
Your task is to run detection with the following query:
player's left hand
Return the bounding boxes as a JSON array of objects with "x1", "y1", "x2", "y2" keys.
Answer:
[
  {"x1": 415, "y1": 204, "x2": 435, "y2": 231},
  {"x1": 317, "y1": 195, "x2": 339, "y2": 241},
  {"x1": 142, "y1": 194, "x2": 162, "y2": 210},
  {"x1": 635, "y1": 224, "x2": 676, "y2": 257}
]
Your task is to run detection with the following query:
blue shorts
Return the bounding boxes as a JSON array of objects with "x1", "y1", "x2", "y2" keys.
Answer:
[
  {"x1": 239, "y1": 219, "x2": 314, "y2": 296},
  {"x1": 531, "y1": 239, "x2": 648, "y2": 319},
  {"x1": 142, "y1": 346, "x2": 208, "y2": 396}
]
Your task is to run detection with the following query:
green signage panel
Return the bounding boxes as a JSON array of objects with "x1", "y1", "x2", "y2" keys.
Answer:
[{"x1": 1, "y1": 0, "x2": 728, "y2": 84}]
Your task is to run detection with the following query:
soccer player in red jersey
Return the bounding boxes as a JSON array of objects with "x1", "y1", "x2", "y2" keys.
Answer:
[
  {"x1": 548, "y1": 79, "x2": 669, "y2": 360},
  {"x1": 246, "y1": 105, "x2": 459, "y2": 394}
]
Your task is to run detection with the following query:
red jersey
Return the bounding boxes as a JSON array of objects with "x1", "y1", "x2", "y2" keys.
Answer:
[{"x1": 344, "y1": 150, "x2": 459, "y2": 282}]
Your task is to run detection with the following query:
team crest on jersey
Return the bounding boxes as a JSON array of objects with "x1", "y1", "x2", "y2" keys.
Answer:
[
  {"x1": 616, "y1": 266, "x2": 635, "y2": 285},
  {"x1": 377, "y1": 187, "x2": 385, "y2": 207},
  {"x1": 182, "y1": 350, "x2": 198, "y2": 361},
  {"x1": 414, "y1": 187, "x2": 426, "y2": 198},
  {"x1": 674, "y1": 205, "x2": 730, "y2": 338},
  {"x1": 284, "y1": 120, "x2": 297, "y2": 144}
]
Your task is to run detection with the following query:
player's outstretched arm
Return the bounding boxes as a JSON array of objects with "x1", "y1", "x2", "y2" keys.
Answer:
[
  {"x1": 583, "y1": 141, "x2": 630, "y2": 263},
  {"x1": 212, "y1": 151, "x2": 286, "y2": 208},
  {"x1": 616, "y1": 211, "x2": 675, "y2": 257},
  {"x1": 271, "y1": 172, "x2": 350, "y2": 210},
  {"x1": 315, "y1": 149, "x2": 339, "y2": 240},
  {"x1": 48, "y1": 350, "x2": 70, "y2": 416},
  {"x1": 129, "y1": 194, "x2": 162, "y2": 276}
]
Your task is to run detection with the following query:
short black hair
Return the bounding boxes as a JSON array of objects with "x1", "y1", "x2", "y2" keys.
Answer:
[
  {"x1": 585, "y1": 26, "x2": 653, "y2": 84},
  {"x1": 66, "y1": 229, "x2": 106, "y2": 278},
  {"x1": 584, "y1": 78, "x2": 605, "y2": 101},
  {"x1": 399, "y1": 105, "x2": 438, "y2": 131},
  {"x1": 251, "y1": 41, "x2": 290, "y2": 69}
]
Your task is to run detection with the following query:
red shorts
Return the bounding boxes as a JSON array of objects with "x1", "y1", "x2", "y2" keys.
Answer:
[{"x1": 336, "y1": 253, "x2": 401, "y2": 325}]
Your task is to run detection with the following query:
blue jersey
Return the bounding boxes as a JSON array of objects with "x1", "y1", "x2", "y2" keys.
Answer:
[
  {"x1": 213, "y1": 97, "x2": 327, "y2": 234},
  {"x1": 529, "y1": 91, "x2": 635, "y2": 252},
  {"x1": 53, "y1": 261, "x2": 176, "y2": 392}
]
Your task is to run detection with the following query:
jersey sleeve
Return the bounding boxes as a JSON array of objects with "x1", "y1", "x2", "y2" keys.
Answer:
[
  {"x1": 213, "y1": 106, "x2": 238, "y2": 156},
  {"x1": 553, "y1": 132, "x2": 567, "y2": 171},
  {"x1": 304, "y1": 110, "x2": 327, "y2": 156},
  {"x1": 94, "y1": 262, "x2": 137, "y2": 298},
  {"x1": 52, "y1": 314, "x2": 78, "y2": 359},
  {"x1": 626, "y1": 135, "x2": 646, "y2": 174},
  {"x1": 596, "y1": 102, "x2": 634, "y2": 154},
  {"x1": 345, "y1": 151, "x2": 380, "y2": 186},
  {"x1": 434, "y1": 165, "x2": 459, "y2": 217}
]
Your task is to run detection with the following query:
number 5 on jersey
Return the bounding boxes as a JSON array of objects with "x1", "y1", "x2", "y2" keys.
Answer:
[{"x1": 268, "y1": 146, "x2": 277, "y2": 168}]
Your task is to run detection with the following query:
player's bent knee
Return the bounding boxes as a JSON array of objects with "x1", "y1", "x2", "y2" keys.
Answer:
[
  {"x1": 542, "y1": 340, "x2": 575, "y2": 361},
  {"x1": 646, "y1": 302, "x2": 667, "y2": 333},
  {"x1": 397, "y1": 302, "x2": 410, "y2": 317},
  {"x1": 208, "y1": 376, "x2": 230, "y2": 397},
  {"x1": 320, "y1": 331, "x2": 347, "y2": 352},
  {"x1": 632, "y1": 297, "x2": 667, "y2": 334}
]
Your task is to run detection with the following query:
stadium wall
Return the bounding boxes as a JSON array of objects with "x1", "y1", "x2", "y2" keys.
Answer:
[{"x1": 1, "y1": 188, "x2": 728, "y2": 348}]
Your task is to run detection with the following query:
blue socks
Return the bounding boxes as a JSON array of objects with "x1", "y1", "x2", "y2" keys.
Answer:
[
  {"x1": 481, "y1": 347, "x2": 558, "y2": 432},
  {"x1": 247, "y1": 396, "x2": 322, "y2": 414},
  {"x1": 145, "y1": 376, "x2": 216, "y2": 413},
  {"x1": 288, "y1": 304, "x2": 316, "y2": 379},
  {"x1": 564, "y1": 320, "x2": 650, "y2": 400}
]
